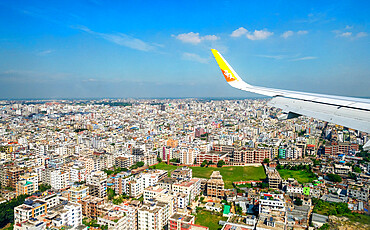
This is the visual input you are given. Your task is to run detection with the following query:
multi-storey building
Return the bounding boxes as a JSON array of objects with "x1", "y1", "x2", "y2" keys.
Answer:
[
  {"x1": 197, "y1": 151, "x2": 228, "y2": 164},
  {"x1": 206, "y1": 171, "x2": 225, "y2": 198},
  {"x1": 348, "y1": 186, "x2": 369, "y2": 202},
  {"x1": 68, "y1": 184, "x2": 89, "y2": 203},
  {"x1": 97, "y1": 204, "x2": 137, "y2": 230},
  {"x1": 69, "y1": 166, "x2": 86, "y2": 183},
  {"x1": 138, "y1": 202, "x2": 166, "y2": 230},
  {"x1": 324, "y1": 143, "x2": 359, "y2": 155},
  {"x1": 171, "y1": 167, "x2": 192, "y2": 181},
  {"x1": 115, "y1": 156, "x2": 133, "y2": 169},
  {"x1": 86, "y1": 170, "x2": 107, "y2": 198},
  {"x1": 173, "y1": 178, "x2": 201, "y2": 204},
  {"x1": 50, "y1": 202, "x2": 83, "y2": 228},
  {"x1": 6, "y1": 167, "x2": 25, "y2": 188},
  {"x1": 144, "y1": 185, "x2": 167, "y2": 202},
  {"x1": 16, "y1": 173, "x2": 39, "y2": 196},
  {"x1": 14, "y1": 199, "x2": 48, "y2": 224},
  {"x1": 50, "y1": 169, "x2": 70, "y2": 190},
  {"x1": 81, "y1": 195, "x2": 104, "y2": 219},
  {"x1": 259, "y1": 193, "x2": 286, "y2": 214}
]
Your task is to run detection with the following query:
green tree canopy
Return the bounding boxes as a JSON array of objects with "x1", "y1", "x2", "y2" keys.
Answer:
[{"x1": 327, "y1": 174, "x2": 342, "y2": 183}]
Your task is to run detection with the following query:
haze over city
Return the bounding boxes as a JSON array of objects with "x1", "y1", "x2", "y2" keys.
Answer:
[
  {"x1": 0, "y1": 1, "x2": 370, "y2": 230},
  {"x1": 0, "y1": 0, "x2": 369, "y2": 99}
]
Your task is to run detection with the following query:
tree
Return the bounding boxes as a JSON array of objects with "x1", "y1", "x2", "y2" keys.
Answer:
[
  {"x1": 38, "y1": 184, "x2": 51, "y2": 192},
  {"x1": 294, "y1": 198, "x2": 303, "y2": 206},
  {"x1": 263, "y1": 158, "x2": 270, "y2": 164},
  {"x1": 107, "y1": 188, "x2": 116, "y2": 200},
  {"x1": 201, "y1": 160, "x2": 208, "y2": 167},
  {"x1": 327, "y1": 174, "x2": 342, "y2": 183},
  {"x1": 136, "y1": 161, "x2": 145, "y2": 167},
  {"x1": 217, "y1": 160, "x2": 226, "y2": 168},
  {"x1": 157, "y1": 157, "x2": 162, "y2": 163},
  {"x1": 0, "y1": 194, "x2": 29, "y2": 228},
  {"x1": 235, "y1": 204, "x2": 243, "y2": 215},
  {"x1": 353, "y1": 166, "x2": 361, "y2": 173}
]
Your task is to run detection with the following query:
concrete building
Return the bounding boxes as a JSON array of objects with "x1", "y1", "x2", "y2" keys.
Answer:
[
  {"x1": 50, "y1": 169, "x2": 70, "y2": 190},
  {"x1": 86, "y1": 171, "x2": 107, "y2": 198},
  {"x1": 68, "y1": 184, "x2": 89, "y2": 203},
  {"x1": 171, "y1": 167, "x2": 192, "y2": 181},
  {"x1": 206, "y1": 171, "x2": 225, "y2": 198}
]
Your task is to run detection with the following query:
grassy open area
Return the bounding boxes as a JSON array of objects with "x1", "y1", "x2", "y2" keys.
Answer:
[
  {"x1": 277, "y1": 169, "x2": 317, "y2": 184},
  {"x1": 195, "y1": 210, "x2": 227, "y2": 230},
  {"x1": 151, "y1": 162, "x2": 266, "y2": 188}
]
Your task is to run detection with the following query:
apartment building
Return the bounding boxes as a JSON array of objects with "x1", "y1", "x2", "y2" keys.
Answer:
[
  {"x1": 259, "y1": 193, "x2": 286, "y2": 214},
  {"x1": 6, "y1": 167, "x2": 25, "y2": 188},
  {"x1": 144, "y1": 185, "x2": 167, "y2": 202},
  {"x1": 206, "y1": 171, "x2": 225, "y2": 198},
  {"x1": 50, "y1": 201, "x2": 83, "y2": 228},
  {"x1": 173, "y1": 178, "x2": 201, "y2": 204},
  {"x1": 98, "y1": 204, "x2": 137, "y2": 230},
  {"x1": 68, "y1": 184, "x2": 89, "y2": 203},
  {"x1": 69, "y1": 166, "x2": 86, "y2": 183},
  {"x1": 81, "y1": 195, "x2": 104, "y2": 219},
  {"x1": 16, "y1": 173, "x2": 39, "y2": 196},
  {"x1": 348, "y1": 186, "x2": 369, "y2": 202},
  {"x1": 86, "y1": 170, "x2": 107, "y2": 198},
  {"x1": 14, "y1": 199, "x2": 48, "y2": 224},
  {"x1": 115, "y1": 156, "x2": 133, "y2": 169},
  {"x1": 50, "y1": 169, "x2": 70, "y2": 190},
  {"x1": 138, "y1": 202, "x2": 167, "y2": 230},
  {"x1": 171, "y1": 167, "x2": 192, "y2": 181}
]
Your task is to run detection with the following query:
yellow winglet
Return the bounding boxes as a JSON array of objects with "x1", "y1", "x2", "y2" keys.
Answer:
[{"x1": 211, "y1": 49, "x2": 238, "y2": 82}]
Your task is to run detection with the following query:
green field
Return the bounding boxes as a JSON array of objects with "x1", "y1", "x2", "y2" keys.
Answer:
[
  {"x1": 195, "y1": 210, "x2": 227, "y2": 230},
  {"x1": 150, "y1": 163, "x2": 266, "y2": 188},
  {"x1": 277, "y1": 169, "x2": 317, "y2": 184}
]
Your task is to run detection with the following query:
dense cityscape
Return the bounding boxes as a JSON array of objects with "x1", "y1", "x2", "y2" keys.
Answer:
[{"x1": 0, "y1": 99, "x2": 368, "y2": 230}]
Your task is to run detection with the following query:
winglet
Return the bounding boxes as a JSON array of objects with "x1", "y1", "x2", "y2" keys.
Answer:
[{"x1": 211, "y1": 49, "x2": 251, "y2": 89}]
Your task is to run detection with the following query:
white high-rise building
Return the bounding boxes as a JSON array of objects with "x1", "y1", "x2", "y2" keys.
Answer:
[{"x1": 50, "y1": 170, "x2": 70, "y2": 190}]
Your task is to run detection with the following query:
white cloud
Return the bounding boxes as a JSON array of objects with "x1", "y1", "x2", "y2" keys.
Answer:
[
  {"x1": 256, "y1": 54, "x2": 287, "y2": 60},
  {"x1": 203, "y1": 35, "x2": 219, "y2": 41},
  {"x1": 231, "y1": 27, "x2": 248, "y2": 37},
  {"x1": 339, "y1": 32, "x2": 352, "y2": 37},
  {"x1": 100, "y1": 33, "x2": 155, "y2": 51},
  {"x1": 173, "y1": 32, "x2": 219, "y2": 44},
  {"x1": 182, "y1": 53, "x2": 208, "y2": 63},
  {"x1": 75, "y1": 25, "x2": 156, "y2": 51},
  {"x1": 297, "y1": 30, "x2": 308, "y2": 35},
  {"x1": 281, "y1": 31, "x2": 294, "y2": 39},
  {"x1": 333, "y1": 28, "x2": 368, "y2": 39},
  {"x1": 356, "y1": 32, "x2": 367, "y2": 38},
  {"x1": 345, "y1": 25, "x2": 353, "y2": 30},
  {"x1": 281, "y1": 30, "x2": 308, "y2": 39},
  {"x1": 291, "y1": 56, "x2": 318, "y2": 61},
  {"x1": 37, "y1": 49, "x2": 54, "y2": 56},
  {"x1": 246, "y1": 30, "x2": 273, "y2": 40}
]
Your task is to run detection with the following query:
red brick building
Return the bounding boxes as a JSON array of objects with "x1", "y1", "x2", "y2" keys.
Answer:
[{"x1": 324, "y1": 143, "x2": 359, "y2": 155}]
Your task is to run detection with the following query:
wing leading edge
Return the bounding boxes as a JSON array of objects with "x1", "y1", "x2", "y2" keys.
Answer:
[{"x1": 211, "y1": 49, "x2": 370, "y2": 134}]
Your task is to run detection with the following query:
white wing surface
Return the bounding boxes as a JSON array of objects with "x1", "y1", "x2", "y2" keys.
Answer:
[{"x1": 211, "y1": 49, "x2": 370, "y2": 134}]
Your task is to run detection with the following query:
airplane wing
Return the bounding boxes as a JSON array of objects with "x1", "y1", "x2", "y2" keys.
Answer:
[{"x1": 211, "y1": 49, "x2": 370, "y2": 136}]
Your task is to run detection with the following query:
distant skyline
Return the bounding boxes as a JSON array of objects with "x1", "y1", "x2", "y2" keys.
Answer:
[{"x1": 0, "y1": 0, "x2": 369, "y2": 99}]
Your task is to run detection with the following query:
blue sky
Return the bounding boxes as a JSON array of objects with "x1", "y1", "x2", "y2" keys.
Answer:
[{"x1": 0, "y1": 0, "x2": 369, "y2": 99}]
